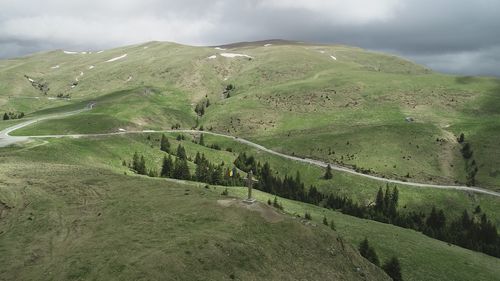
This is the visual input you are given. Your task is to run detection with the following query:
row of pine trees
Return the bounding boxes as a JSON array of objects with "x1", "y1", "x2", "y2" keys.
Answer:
[
  {"x1": 128, "y1": 134, "x2": 245, "y2": 187},
  {"x1": 2, "y1": 111, "x2": 25, "y2": 120}
]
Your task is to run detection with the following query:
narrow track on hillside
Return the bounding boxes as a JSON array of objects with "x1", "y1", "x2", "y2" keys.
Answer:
[
  {"x1": 0, "y1": 103, "x2": 95, "y2": 147},
  {"x1": 1, "y1": 105, "x2": 499, "y2": 198}
]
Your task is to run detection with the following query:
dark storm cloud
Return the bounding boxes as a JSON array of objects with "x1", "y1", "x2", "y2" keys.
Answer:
[{"x1": 1, "y1": 0, "x2": 499, "y2": 76}]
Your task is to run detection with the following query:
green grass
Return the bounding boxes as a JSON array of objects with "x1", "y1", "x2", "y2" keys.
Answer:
[
  {"x1": 200, "y1": 133, "x2": 500, "y2": 227},
  {"x1": 2, "y1": 41, "x2": 499, "y2": 188},
  {"x1": 202, "y1": 70, "x2": 500, "y2": 189},
  {"x1": 12, "y1": 113, "x2": 133, "y2": 135},
  {"x1": 1, "y1": 40, "x2": 500, "y2": 280},
  {"x1": 0, "y1": 162, "x2": 388, "y2": 281},
  {"x1": 0, "y1": 119, "x2": 25, "y2": 130},
  {"x1": 227, "y1": 186, "x2": 500, "y2": 281},
  {"x1": 5, "y1": 130, "x2": 500, "y2": 228},
  {"x1": 12, "y1": 88, "x2": 196, "y2": 135},
  {"x1": 1, "y1": 136, "x2": 499, "y2": 280}
]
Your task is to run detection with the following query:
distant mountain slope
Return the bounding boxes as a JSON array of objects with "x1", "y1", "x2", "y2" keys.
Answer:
[{"x1": 0, "y1": 40, "x2": 499, "y2": 189}]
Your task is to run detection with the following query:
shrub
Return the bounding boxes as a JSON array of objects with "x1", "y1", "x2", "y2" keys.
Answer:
[
  {"x1": 304, "y1": 212, "x2": 312, "y2": 220},
  {"x1": 383, "y1": 257, "x2": 402, "y2": 281}
]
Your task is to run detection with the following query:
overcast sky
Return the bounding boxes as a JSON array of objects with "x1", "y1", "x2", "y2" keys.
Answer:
[{"x1": 1, "y1": 0, "x2": 499, "y2": 76}]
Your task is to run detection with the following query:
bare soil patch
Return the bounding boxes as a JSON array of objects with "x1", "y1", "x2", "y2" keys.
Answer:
[{"x1": 217, "y1": 198, "x2": 284, "y2": 223}]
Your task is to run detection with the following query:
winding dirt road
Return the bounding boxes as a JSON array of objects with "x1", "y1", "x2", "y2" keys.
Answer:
[{"x1": 1, "y1": 105, "x2": 499, "y2": 197}]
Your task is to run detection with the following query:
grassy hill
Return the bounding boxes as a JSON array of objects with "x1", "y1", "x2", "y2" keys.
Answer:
[
  {"x1": 0, "y1": 161, "x2": 389, "y2": 280},
  {"x1": 1, "y1": 40, "x2": 499, "y2": 280},
  {"x1": 1, "y1": 41, "x2": 499, "y2": 189},
  {"x1": 1, "y1": 133, "x2": 499, "y2": 280}
]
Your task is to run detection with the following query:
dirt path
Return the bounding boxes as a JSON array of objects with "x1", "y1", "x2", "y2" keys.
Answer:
[{"x1": 0, "y1": 103, "x2": 94, "y2": 147}]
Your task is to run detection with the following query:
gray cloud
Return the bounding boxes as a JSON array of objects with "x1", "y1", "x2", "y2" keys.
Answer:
[{"x1": 1, "y1": 0, "x2": 499, "y2": 76}]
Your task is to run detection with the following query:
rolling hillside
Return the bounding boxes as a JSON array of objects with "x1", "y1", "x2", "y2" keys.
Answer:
[
  {"x1": 1, "y1": 40, "x2": 499, "y2": 280},
  {"x1": 1, "y1": 133, "x2": 499, "y2": 280},
  {"x1": 1, "y1": 40, "x2": 498, "y2": 189}
]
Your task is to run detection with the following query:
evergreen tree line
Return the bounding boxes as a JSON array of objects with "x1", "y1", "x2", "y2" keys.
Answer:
[
  {"x1": 193, "y1": 151, "x2": 244, "y2": 186},
  {"x1": 129, "y1": 135, "x2": 245, "y2": 187},
  {"x1": 234, "y1": 152, "x2": 337, "y2": 206},
  {"x1": 332, "y1": 186, "x2": 499, "y2": 258},
  {"x1": 233, "y1": 152, "x2": 500, "y2": 258},
  {"x1": 2, "y1": 111, "x2": 25, "y2": 120}
]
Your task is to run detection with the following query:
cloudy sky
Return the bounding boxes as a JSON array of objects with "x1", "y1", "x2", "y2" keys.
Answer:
[{"x1": 1, "y1": 0, "x2": 499, "y2": 76}]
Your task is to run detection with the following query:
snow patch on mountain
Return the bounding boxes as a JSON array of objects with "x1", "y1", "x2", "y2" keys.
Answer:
[
  {"x1": 106, "y1": 54, "x2": 127, "y2": 62},
  {"x1": 220, "y1": 53, "x2": 253, "y2": 59}
]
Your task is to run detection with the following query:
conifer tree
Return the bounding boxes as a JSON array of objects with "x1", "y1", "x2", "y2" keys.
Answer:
[
  {"x1": 273, "y1": 196, "x2": 279, "y2": 208},
  {"x1": 2, "y1": 113, "x2": 9, "y2": 120},
  {"x1": 176, "y1": 144, "x2": 187, "y2": 160},
  {"x1": 359, "y1": 238, "x2": 380, "y2": 266},
  {"x1": 460, "y1": 209, "x2": 471, "y2": 228},
  {"x1": 323, "y1": 216, "x2": 329, "y2": 226},
  {"x1": 180, "y1": 158, "x2": 190, "y2": 179},
  {"x1": 259, "y1": 162, "x2": 273, "y2": 193},
  {"x1": 324, "y1": 164, "x2": 333, "y2": 179},
  {"x1": 199, "y1": 133, "x2": 205, "y2": 146},
  {"x1": 388, "y1": 186, "x2": 399, "y2": 217},
  {"x1": 383, "y1": 257, "x2": 402, "y2": 281},
  {"x1": 391, "y1": 187, "x2": 399, "y2": 208},
  {"x1": 375, "y1": 187, "x2": 385, "y2": 213},
  {"x1": 304, "y1": 212, "x2": 312, "y2": 220},
  {"x1": 211, "y1": 165, "x2": 223, "y2": 185},
  {"x1": 384, "y1": 185, "x2": 391, "y2": 214},
  {"x1": 173, "y1": 158, "x2": 190, "y2": 180},
  {"x1": 161, "y1": 155, "x2": 174, "y2": 177},
  {"x1": 195, "y1": 158, "x2": 207, "y2": 182},
  {"x1": 359, "y1": 238, "x2": 370, "y2": 258},
  {"x1": 132, "y1": 152, "x2": 138, "y2": 168},
  {"x1": 194, "y1": 152, "x2": 201, "y2": 165},
  {"x1": 137, "y1": 155, "x2": 147, "y2": 175},
  {"x1": 160, "y1": 134, "x2": 170, "y2": 152},
  {"x1": 295, "y1": 171, "x2": 301, "y2": 184},
  {"x1": 330, "y1": 219, "x2": 336, "y2": 230},
  {"x1": 426, "y1": 207, "x2": 446, "y2": 235}
]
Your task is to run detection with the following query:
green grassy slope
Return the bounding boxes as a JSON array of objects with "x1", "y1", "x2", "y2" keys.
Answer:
[
  {"x1": 7, "y1": 132, "x2": 499, "y2": 228},
  {"x1": 1, "y1": 134, "x2": 499, "y2": 280},
  {"x1": 1, "y1": 41, "x2": 498, "y2": 189},
  {"x1": 0, "y1": 162, "x2": 388, "y2": 281}
]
